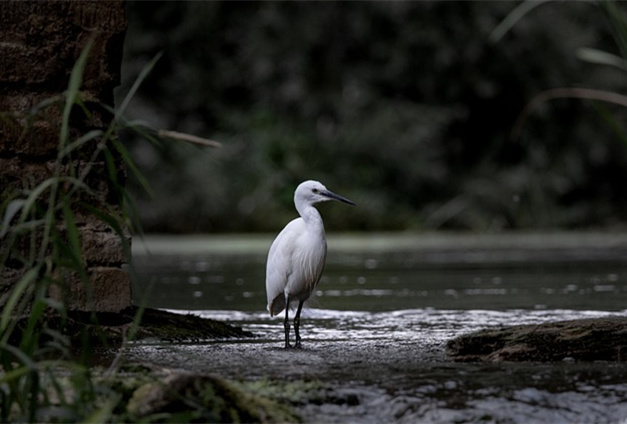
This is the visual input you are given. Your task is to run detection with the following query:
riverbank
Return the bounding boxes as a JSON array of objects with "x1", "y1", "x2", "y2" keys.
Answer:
[{"x1": 121, "y1": 308, "x2": 627, "y2": 423}]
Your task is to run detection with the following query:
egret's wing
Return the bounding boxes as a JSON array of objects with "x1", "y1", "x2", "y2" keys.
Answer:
[
  {"x1": 265, "y1": 217, "x2": 328, "y2": 316},
  {"x1": 290, "y1": 231, "x2": 327, "y2": 297},
  {"x1": 265, "y1": 218, "x2": 302, "y2": 315}
]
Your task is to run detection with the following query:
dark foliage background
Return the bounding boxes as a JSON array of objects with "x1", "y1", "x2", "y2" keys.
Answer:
[{"x1": 118, "y1": 1, "x2": 627, "y2": 233}]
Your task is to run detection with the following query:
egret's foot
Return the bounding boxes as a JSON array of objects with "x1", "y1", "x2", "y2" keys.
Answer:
[
  {"x1": 284, "y1": 342, "x2": 293, "y2": 349},
  {"x1": 294, "y1": 341, "x2": 302, "y2": 349}
]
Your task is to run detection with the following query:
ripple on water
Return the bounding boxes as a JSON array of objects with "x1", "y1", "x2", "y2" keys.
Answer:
[{"x1": 164, "y1": 307, "x2": 627, "y2": 345}]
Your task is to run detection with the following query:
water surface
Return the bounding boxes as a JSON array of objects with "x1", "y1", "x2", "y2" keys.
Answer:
[{"x1": 132, "y1": 232, "x2": 627, "y2": 312}]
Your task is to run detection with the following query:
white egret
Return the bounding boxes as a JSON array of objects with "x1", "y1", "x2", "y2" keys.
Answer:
[{"x1": 266, "y1": 180, "x2": 355, "y2": 348}]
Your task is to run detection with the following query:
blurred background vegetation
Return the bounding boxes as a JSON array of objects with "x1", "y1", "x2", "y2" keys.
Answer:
[{"x1": 117, "y1": 1, "x2": 627, "y2": 234}]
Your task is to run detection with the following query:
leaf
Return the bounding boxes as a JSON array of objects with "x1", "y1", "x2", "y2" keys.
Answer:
[
  {"x1": 115, "y1": 52, "x2": 163, "y2": 123},
  {"x1": 489, "y1": 0, "x2": 553, "y2": 43},
  {"x1": 511, "y1": 87, "x2": 627, "y2": 140},
  {"x1": 0, "y1": 266, "x2": 39, "y2": 339},
  {"x1": 601, "y1": 0, "x2": 627, "y2": 61},
  {"x1": 60, "y1": 194, "x2": 89, "y2": 284},
  {"x1": 60, "y1": 38, "x2": 94, "y2": 151},
  {"x1": 157, "y1": 129, "x2": 222, "y2": 148},
  {"x1": 59, "y1": 129, "x2": 104, "y2": 159},
  {"x1": 0, "y1": 362, "x2": 31, "y2": 384},
  {"x1": 110, "y1": 137, "x2": 154, "y2": 197},
  {"x1": 19, "y1": 295, "x2": 47, "y2": 354},
  {"x1": 577, "y1": 47, "x2": 627, "y2": 72},
  {"x1": 0, "y1": 344, "x2": 37, "y2": 371},
  {"x1": 83, "y1": 395, "x2": 121, "y2": 424},
  {"x1": 8, "y1": 219, "x2": 47, "y2": 234},
  {"x1": 1, "y1": 199, "x2": 26, "y2": 238},
  {"x1": 18, "y1": 178, "x2": 58, "y2": 223},
  {"x1": 61, "y1": 196, "x2": 81, "y2": 260}
]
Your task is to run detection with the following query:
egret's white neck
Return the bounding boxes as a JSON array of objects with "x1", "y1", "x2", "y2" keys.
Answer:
[{"x1": 297, "y1": 203, "x2": 325, "y2": 234}]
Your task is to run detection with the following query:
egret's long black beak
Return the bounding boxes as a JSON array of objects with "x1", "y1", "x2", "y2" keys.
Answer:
[{"x1": 322, "y1": 190, "x2": 356, "y2": 206}]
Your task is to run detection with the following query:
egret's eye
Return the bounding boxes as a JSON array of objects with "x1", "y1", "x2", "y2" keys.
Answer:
[{"x1": 312, "y1": 188, "x2": 319, "y2": 194}]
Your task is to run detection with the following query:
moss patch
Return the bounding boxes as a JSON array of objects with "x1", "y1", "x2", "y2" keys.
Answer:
[{"x1": 125, "y1": 371, "x2": 301, "y2": 423}]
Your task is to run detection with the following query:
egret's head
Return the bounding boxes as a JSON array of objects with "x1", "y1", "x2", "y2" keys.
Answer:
[{"x1": 295, "y1": 180, "x2": 356, "y2": 207}]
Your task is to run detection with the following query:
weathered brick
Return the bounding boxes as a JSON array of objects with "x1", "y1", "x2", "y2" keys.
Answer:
[
  {"x1": 1, "y1": 0, "x2": 130, "y2": 314},
  {"x1": 80, "y1": 225, "x2": 131, "y2": 265},
  {"x1": 49, "y1": 266, "x2": 131, "y2": 313}
]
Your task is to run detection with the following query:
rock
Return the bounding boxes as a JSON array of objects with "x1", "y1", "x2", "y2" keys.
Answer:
[{"x1": 446, "y1": 317, "x2": 627, "y2": 362}]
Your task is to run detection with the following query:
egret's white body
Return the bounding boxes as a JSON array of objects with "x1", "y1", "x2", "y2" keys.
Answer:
[
  {"x1": 265, "y1": 180, "x2": 355, "y2": 348},
  {"x1": 266, "y1": 217, "x2": 327, "y2": 316}
]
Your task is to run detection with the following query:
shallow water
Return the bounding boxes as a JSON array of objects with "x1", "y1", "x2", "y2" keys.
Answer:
[
  {"x1": 132, "y1": 238, "x2": 627, "y2": 313},
  {"x1": 128, "y1": 233, "x2": 627, "y2": 423}
]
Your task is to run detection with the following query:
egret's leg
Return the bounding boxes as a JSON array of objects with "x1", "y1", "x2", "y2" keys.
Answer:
[
  {"x1": 294, "y1": 301, "x2": 304, "y2": 349},
  {"x1": 283, "y1": 297, "x2": 291, "y2": 348}
]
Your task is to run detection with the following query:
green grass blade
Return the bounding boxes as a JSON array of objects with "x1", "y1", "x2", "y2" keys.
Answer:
[
  {"x1": 577, "y1": 47, "x2": 627, "y2": 72},
  {"x1": 59, "y1": 129, "x2": 104, "y2": 159},
  {"x1": 1, "y1": 200, "x2": 26, "y2": 238},
  {"x1": 1, "y1": 343, "x2": 37, "y2": 370},
  {"x1": 489, "y1": 0, "x2": 552, "y2": 43},
  {"x1": 7, "y1": 219, "x2": 47, "y2": 234},
  {"x1": 111, "y1": 137, "x2": 154, "y2": 197},
  {"x1": 60, "y1": 38, "x2": 94, "y2": 151},
  {"x1": 17, "y1": 178, "x2": 59, "y2": 223},
  {"x1": 601, "y1": 0, "x2": 627, "y2": 61},
  {"x1": 121, "y1": 189, "x2": 146, "y2": 238},
  {"x1": 61, "y1": 194, "x2": 83, "y2": 271},
  {"x1": 18, "y1": 295, "x2": 46, "y2": 354},
  {"x1": 12, "y1": 177, "x2": 93, "y2": 231},
  {"x1": 115, "y1": 51, "x2": 163, "y2": 122},
  {"x1": 83, "y1": 395, "x2": 120, "y2": 424},
  {"x1": 0, "y1": 363, "x2": 31, "y2": 384},
  {"x1": 0, "y1": 266, "x2": 39, "y2": 338}
]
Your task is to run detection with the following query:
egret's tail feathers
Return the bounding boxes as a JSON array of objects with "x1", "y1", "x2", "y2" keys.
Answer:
[{"x1": 268, "y1": 294, "x2": 286, "y2": 316}]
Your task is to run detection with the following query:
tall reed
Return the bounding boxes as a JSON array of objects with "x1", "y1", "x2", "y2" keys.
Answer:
[
  {"x1": 493, "y1": 0, "x2": 627, "y2": 141},
  {"x1": 0, "y1": 39, "x2": 165, "y2": 422}
]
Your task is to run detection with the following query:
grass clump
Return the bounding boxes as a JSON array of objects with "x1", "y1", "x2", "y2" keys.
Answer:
[
  {"x1": 0, "y1": 40, "x2": 278, "y2": 423},
  {"x1": 0, "y1": 39, "x2": 136, "y2": 422}
]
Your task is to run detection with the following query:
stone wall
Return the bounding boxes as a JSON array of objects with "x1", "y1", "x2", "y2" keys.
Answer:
[{"x1": 0, "y1": 1, "x2": 131, "y2": 312}]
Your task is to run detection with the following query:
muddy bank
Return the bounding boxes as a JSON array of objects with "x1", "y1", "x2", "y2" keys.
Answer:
[
  {"x1": 20, "y1": 307, "x2": 252, "y2": 349},
  {"x1": 447, "y1": 316, "x2": 627, "y2": 362}
]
